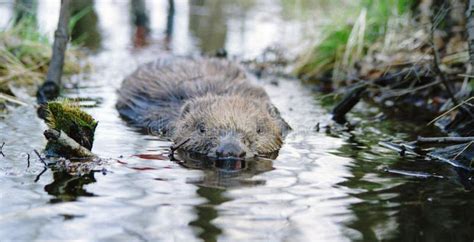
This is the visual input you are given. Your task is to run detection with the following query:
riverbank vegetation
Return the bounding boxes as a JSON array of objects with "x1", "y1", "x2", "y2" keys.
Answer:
[
  {"x1": 0, "y1": 19, "x2": 84, "y2": 110},
  {"x1": 295, "y1": 0, "x2": 473, "y2": 169},
  {"x1": 296, "y1": 0, "x2": 473, "y2": 127},
  {"x1": 295, "y1": 0, "x2": 414, "y2": 81}
]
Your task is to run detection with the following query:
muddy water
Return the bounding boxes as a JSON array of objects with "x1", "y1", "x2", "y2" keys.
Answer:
[{"x1": 1, "y1": 1, "x2": 473, "y2": 241}]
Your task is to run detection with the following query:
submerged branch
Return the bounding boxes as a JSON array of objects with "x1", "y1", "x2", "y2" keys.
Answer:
[
  {"x1": 415, "y1": 136, "x2": 474, "y2": 145},
  {"x1": 331, "y1": 85, "x2": 366, "y2": 123},
  {"x1": 0, "y1": 142, "x2": 5, "y2": 157},
  {"x1": 44, "y1": 129, "x2": 96, "y2": 158},
  {"x1": 380, "y1": 141, "x2": 474, "y2": 171},
  {"x1": 427, "y1": 97, "x2": 474, "y2": 126}
]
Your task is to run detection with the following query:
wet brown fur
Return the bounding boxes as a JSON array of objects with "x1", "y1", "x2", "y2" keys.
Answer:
[{"x1": 116, "y1": 57, "x2": 290, "y2": 158}]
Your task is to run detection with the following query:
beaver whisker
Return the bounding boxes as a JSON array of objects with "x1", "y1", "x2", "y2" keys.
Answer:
[
  {"x1": 170, "y1": 138, "x2": 191, "y2": 152},
  {"x1": 168, "y1": 138, "x2": 190, "y2": 161},
  {"x1": 255, "y1": 156, "x2": 274, "y2": 162}
]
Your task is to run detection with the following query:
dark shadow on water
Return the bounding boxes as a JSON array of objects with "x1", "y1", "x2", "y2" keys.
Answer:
[
  {"x1": 44, "y1": 170, "x2": 96, "y2": 203},
  {"x1": 189, "y1": 186, "x2": 230, "y2": 242}
]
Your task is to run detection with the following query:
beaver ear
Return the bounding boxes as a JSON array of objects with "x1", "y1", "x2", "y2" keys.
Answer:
[
  {"x1": 266, "y1": 103, "x2": 292, "y2": 136},
  {"x1": 180, "y1": 102, "x2": 192, "y2": 118},
  {"x1": 266, "y1": 103, "x2": 281, "y2": 117}
]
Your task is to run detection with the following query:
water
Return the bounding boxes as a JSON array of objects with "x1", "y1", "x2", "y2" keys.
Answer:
[{"x1": 1, "y1": 1, "x2": 473, "y2": 241}]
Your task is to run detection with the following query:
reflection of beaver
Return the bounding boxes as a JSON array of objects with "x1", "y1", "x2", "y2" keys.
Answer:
[{"x1": 116, "y1": 57, "x2": 290, "y2": 159}]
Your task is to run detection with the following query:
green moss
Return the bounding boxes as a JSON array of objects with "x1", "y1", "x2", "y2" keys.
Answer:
[
  {"x1": 46, "y1": 100, "x2": 97, "y2": 130},
  {"x1": 46, "y1": 100, "x2": 97, "y2": 150}
]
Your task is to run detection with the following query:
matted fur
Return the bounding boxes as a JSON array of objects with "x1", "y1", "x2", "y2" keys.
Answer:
[{"x1": 116, "y1": 57, "x2": 290, "y2": 157}]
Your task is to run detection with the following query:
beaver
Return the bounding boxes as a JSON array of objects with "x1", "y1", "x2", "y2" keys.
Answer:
[{"x1": 116, "y1": 57, "x2": 290, "y2": 159}]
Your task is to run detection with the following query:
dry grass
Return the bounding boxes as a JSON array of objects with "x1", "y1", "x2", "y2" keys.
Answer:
[{"x1": 0, "y1": 20, "x2": 85, "y2": 97}]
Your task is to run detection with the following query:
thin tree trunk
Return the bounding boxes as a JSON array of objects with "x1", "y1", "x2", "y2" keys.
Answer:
[{"x1": 37, "y1": 0, "x2": 71, "y2": 104}]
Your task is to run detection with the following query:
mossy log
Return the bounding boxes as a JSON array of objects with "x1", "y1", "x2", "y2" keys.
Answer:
[
  {"x1": 46, "y1": 101, "x2": 97, "y2": 150},
  {"x1": 44, "y1": 100, "x2": 98, "y2": 159},
  {"x1": 44, "y1": 129, "x2": 96, "y2": 158}
]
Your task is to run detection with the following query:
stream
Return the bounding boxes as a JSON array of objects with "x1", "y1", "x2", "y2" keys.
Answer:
[{"x1": 0, "y1": 0, "x2": 473, "y2": 241}]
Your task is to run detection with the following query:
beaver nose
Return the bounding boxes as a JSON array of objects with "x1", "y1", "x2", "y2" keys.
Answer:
[{"x1": 216, "y1": 142, "x2": 246, "y2": 158}]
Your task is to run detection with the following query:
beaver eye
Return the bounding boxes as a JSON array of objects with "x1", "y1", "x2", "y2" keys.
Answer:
[
  {"x1": 257, "y1": 127, "x2": 263, "y2": 134},
  {"x1": 197, "y1": 123, "x2": 206, "y2": 133}
]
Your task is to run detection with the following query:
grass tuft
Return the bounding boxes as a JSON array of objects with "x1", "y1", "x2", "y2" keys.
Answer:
[
  {"x1": 0, "y1": 19, "x2": 84, "y2": 94},
  {"x1": 295, "y1": 0, "x2": 414, "y2": 82}
]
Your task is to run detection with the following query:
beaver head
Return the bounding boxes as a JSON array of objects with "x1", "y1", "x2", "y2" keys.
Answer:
[{"x1": 172, "y1": 95, "x2": 288, "y2": 159}]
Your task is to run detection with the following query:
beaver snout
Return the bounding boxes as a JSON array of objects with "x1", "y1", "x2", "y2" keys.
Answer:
[{"x1": 216, "y1": 141, "x2": 247, "y2": 159}]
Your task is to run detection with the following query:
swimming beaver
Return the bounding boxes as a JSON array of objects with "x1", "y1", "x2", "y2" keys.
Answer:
[{"x1": 116, "y1": 57, "x2": 290, "y2": 159}]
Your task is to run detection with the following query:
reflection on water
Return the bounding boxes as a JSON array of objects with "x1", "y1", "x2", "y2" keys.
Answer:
[
  {"x1": 14, "y1": 0, "x2": 37, "y2": 25},
  {"x1": 70, "y1": 0, "x2": 101, "y2": 50},
  {"x1": 45, "y1": 170, "x2": 96, "y2": 203},
  {"x1": 189, "y1": 187, "x2": 229, "y2": 242},
  {"x1": 176, "y1": 151, "x2": 272, "y2": 188},
  {"x1": 130, "y1": 0, "x2": 150, "y2": 47},
  {"x1": 1, "y1": 0, "x2": 474, "y2": 241},
  {"x1": 189, "y1": 0, "x2": 227, "y2": 54},
  {"x1": 165, "y1": 0, "x2": 175, "y2": 46}
]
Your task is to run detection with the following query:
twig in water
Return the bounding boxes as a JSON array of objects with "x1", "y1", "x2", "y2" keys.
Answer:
[
  {"x1": 33, "y1": 150, "x2": 49, "y2": 183},
  {"x1": 427, "y1": 97, "x2": 474, "y2": 126},
  {"x1": 34, "y1": 149, "x2": 47, "y2": 167},
  {"x1": 27, "y1": 153, "x2": 30, "y2": 168},
  {"x1": 380, "y1": 141, "x2": 472, "y2": 171},
  {"x1": 453, "y1": 141, "x2": 474, "y2": 161},
  {"x1": 379, "y1": 141, "x2": 422, "y2": 157},
  {"x1": 0, "y1": 142, "x2": 5, "y2": 157},
  {"x1": 383, "y1": 167, "x2": 444, "y2": 179},
  {"x1": 416, "y1": 136, "x2": 474, "y2": 145},
  {"x1": 34, "y1": 167, "x2": 47, "y2": 183},
  {"x1": 314, "y1": 122, "x2": 320, "y2": 132}
]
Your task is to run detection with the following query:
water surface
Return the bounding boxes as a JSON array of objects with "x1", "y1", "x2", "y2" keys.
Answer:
[{"x1": 0, "y1": 1, "x2": 473, "y2": 241}]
